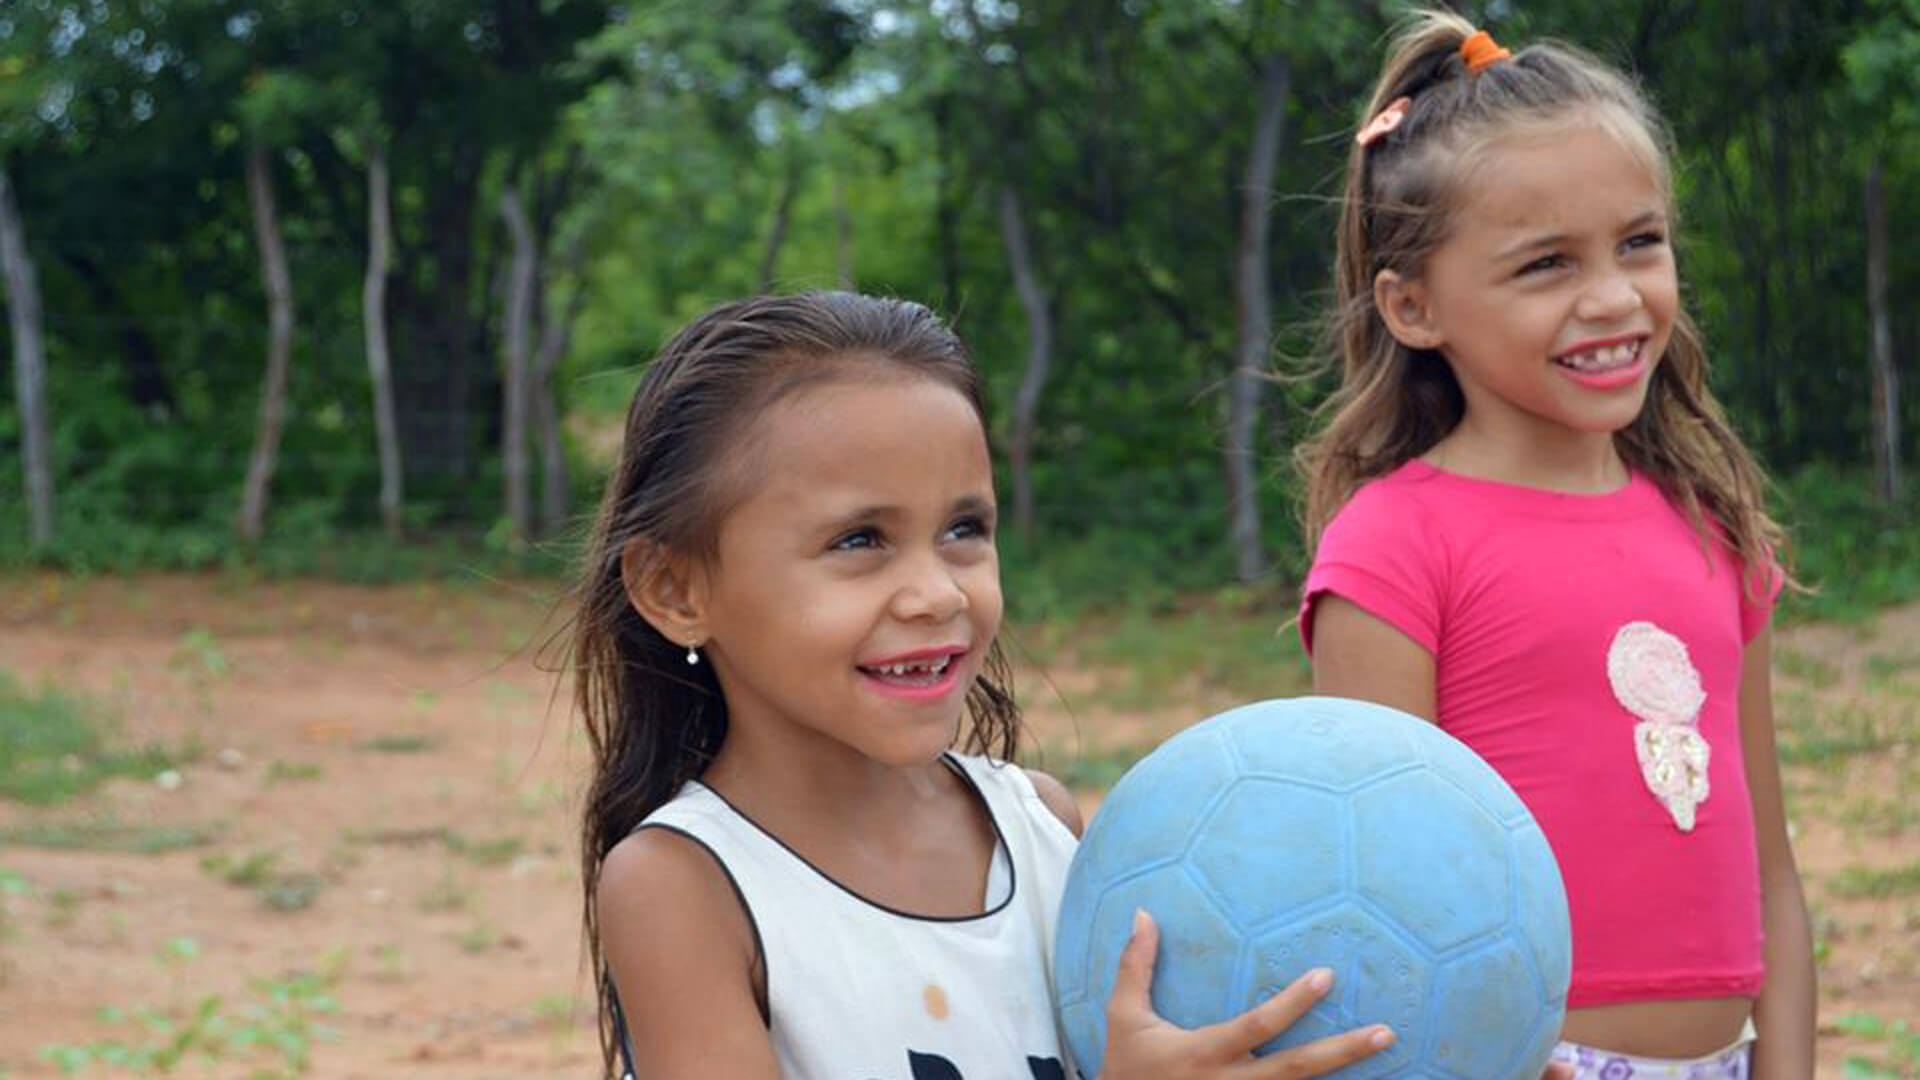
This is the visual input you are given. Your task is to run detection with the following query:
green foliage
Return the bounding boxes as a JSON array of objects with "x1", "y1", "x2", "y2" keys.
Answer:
[
  {"x1": 0, "y1": 495, "x2": 574, "y2": 582},
  {"x1": 1, "y1": 0, "x2": 1915, "y2": 607},
  {"x1": 1775, "y1": 464, "x2": 1920, "y2": 621},
  {"x1": 1835, "y1": 1013, "x2": 1920, "y2": 1080},
  {"x1": 38, "y1": 945, "x2": 343, "y2": 1077},
  {"x1": 0, "y1": 821, "x2": 220, "y2": 854},
  {"x1": 1828, "y1": 860, "x2": 1920, "y2": 899},
  {"x1": 354, "y1": 734, "x2": 438, "y2": 755},
  {"x1": 1775, "y1": 699, "x2": 1888, "y2": 767},
  {"x1": 0, "y1": 673, "x2": 177, "y2": 805},
  {"x1": 199, "y1": 849, "x2": 327, "y2": 912},
  {"x1": 1041, "y1": 740, "x2": 1155, "y2": 793}
]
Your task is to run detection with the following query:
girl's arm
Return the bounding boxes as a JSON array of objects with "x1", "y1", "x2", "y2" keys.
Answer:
[
  {"x1": 597, "y1": 828, "x2": 782, "y2": 1080},
  {"x1": 1738, "y1": 624, "x2": 1817, "y2": 1079},
  {"x1": 1308, "y1": 595, "x2": 1437, "y2": 720},
  {"x1": 1307, "y1": 594, "x2": 1575, "y2": 1080}
]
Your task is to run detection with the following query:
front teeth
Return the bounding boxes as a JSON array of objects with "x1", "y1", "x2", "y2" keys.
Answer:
[
  {"x1": 1559, "y1": 342, "x2": 1639, "y2": 371},
  {"x1": 876, "y1": 657, "x2": 951, "y2": 677}
]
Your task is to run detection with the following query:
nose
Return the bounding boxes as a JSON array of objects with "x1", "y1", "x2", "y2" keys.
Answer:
[
  {"x1": 892, "y1": 550, "x2": 969, "y2": 623},
  {"x1": 1576, "y1": 267, "x2": 1643, "y2": 323}
]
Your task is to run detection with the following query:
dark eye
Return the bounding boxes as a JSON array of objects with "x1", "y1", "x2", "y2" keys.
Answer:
[
  {"x1": 1517, "y1": 253, "x2": 1566, "y2": 276},
  {"x1": 1623, "y1": 230, "x2": 1666, "y2": 253},
  {"x1": 830, "y1": 527, "x2": 883, "y2": 552},
  {"x1": 945, "y1": 513, "x2": 994, "y2": 543}
]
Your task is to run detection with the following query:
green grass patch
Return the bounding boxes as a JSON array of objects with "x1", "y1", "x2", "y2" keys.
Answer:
[
  {"x1": 0, "y1": 820, "x2": 220, "y2": 854},
  {"x1": 1837, "y1": 792, "x2": 1920, "y2": 838},
  {"x1": 346, "y1": 825, "x2": 450, "y2": 848},
  {"x1": 1775, "y1": 647, "x2": 1841, "y2": 689},
  {"x1": 201, "y1": 849, "x2": 328, "y2": 911},
  {"x1": 1775, "y1": 465, "x2": 1920, "y2": 623},
  {"x1": 267, "y1": 760, "x2": 325, "y2": 783},
  {"x1": 1041, "y1": 741, "x2": 1157, "y2": 792},
  {"x1": 1864, "y1": 653, "x2": 1920, "y2": 684},
  {"x1": 0, "y1": 672, "x2": 180, "y2": 804},
  {"x1": 1777, "y1": 701, "x2": 1889, "y2": 766},
  {"x1": 355, "y1": 734, "x2": 439, "y2": 755},
  {"x1": 201, "y1": 849, "x2": 282, "y2": 888},
  {"x1": 1828, "y1": 860, "x2": 1920, "y2": 900},
  {"x1": 0, "y1": 493, "x2": 574, "y2": 585},
  {"x1": 444, "y1": 832, "x2": 524, "y2": 867},
  {"x1": 1015, "y1": 590, "x2": 1313, "y2": 712},
  {"x1": 1834, "y1": 1013, "x2": 1920, "y2": 1079},
  {"x1": 37, "y1": 948, "x2": 344, "y2": 1076}
]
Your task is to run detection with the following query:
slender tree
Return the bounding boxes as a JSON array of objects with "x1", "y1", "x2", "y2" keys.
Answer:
[
  {"x1": 999, "y1": 184, "x2": 1053, "y2": 541},
  {"x1": 363, "y1": 143, "x2": 405, "y2": 537},
  {"x1": 237, "y1": 142, "x2": 295, "y2": 543},
  {"x1": 0, "y1": 165, "x2": 52, "y2": 548},
  {"x1": 532, "y1": 236, "x2": 586, "y2": 538},
  {"x1": 1226, "y1": 52, "x2": 1290, "y2": 583},
  {"x1": 1865, "y1": 158, "x2": 1900, "y2": 502},
  {"x1": 499, "y1": 179, "x2": 538, "y2": 540}
]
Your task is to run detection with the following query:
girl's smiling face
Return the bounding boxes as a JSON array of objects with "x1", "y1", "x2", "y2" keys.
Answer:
[
  {"x1": 690, "y1": 371, "x2": 1003, "y2": 768},
  {"x1": 1378, "y1": 123, "x2": 1679, "y2": 456}
]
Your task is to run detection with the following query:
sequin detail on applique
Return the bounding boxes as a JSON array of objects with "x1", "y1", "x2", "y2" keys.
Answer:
[{"x1": 1607, "y1": 621, "x2": 1709, "y2": 832}]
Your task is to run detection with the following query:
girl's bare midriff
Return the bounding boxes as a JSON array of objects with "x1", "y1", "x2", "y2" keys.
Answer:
[{"x1": 1561, "y1": 998, "x2": 1753, "y2": 1059}]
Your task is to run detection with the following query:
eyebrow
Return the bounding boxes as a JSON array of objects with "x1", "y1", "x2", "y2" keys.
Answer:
[
  {"x1": 1492, "y1": 210, "x2": 1667, "y2": 262},
  {"x1": 819, "y1": 493, "x2": 998, "y2": 531}
]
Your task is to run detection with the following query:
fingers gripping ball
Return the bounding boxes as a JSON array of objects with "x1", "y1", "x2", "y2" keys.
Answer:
[{"x1": 1052, "y1": 697, "x2": 1572, "y2": 1079}]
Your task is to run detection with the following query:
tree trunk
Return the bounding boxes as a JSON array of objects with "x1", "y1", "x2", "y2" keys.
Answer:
[
  {"x1": 363, "y1": 146, "x2": 405, "y2": 539},
  {"x1": 758, "y1": 161, "x2": 800, "y2": 292},
  {"x1": 498, "y1": 181, "x2": 537, "y2": 541},
  {"x1": 0, "y1": 165, "x2": 53, "y2": 548},
  {"x1": 1866, "y1": 157, "x2": 1900, "y2": 503},
  {"x1": 238, "y1": 144, "x2": 295, "y2": 543},
  {"x1": 998, "y1": 184, "x2": 1053, "y2": 541},
  {"x1": 532, "y1": 237, "x2": 586, "y2": 539},
  {"x1": 1226, "y1": 53, "x2": 1290, "y2": 584}
]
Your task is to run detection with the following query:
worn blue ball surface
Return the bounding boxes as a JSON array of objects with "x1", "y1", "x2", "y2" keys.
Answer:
[{"x1": 1052, "y1": 697, "x2": 1572, "y2": 1080}]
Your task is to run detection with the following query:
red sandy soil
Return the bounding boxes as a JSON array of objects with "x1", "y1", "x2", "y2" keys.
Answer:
[{"x1": 0, "y1": 573, "x2": 1914, "y2": 1078}]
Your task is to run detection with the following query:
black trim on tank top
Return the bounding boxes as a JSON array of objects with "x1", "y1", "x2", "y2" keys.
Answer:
[
  {"x1": 627, "y1": 823, "x2": 773, "y2": 1031},
  {"x1": 692, "y1": 752, "x2": 1017, "y2": 923}
]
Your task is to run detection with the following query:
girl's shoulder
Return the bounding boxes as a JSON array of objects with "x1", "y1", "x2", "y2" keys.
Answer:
[
  {"x1": 598, "y1": 807, "x2": 747, "y2": 923},
  {"x1": 945, "y1": 754, "x2": 1083, "y2": 838}
]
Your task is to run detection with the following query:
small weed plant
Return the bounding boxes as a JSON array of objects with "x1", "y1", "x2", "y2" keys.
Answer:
[{"x1": 39, "y1": 941, "x2": 343, "y2": 1077}]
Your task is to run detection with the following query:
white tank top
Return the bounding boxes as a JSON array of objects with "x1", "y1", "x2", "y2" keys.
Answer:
[{"x1": 633, "y1": 754, "x2": 1080, "y2": 1080}]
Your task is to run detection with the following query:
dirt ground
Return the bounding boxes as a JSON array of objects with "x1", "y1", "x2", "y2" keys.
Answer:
[{"x1": 0, "y1": 572, "x2": 1915, "y2": 1078}]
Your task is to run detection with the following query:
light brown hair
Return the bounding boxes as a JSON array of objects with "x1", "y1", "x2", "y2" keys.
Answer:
[{"x1": 1298, "y1": 9, "x2": 1788, "y2": 587}]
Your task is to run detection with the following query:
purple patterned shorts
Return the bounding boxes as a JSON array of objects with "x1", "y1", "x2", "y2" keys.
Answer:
[{"x1": 1550, "y1": 1038, "x2": 1752, "y2": 1080}]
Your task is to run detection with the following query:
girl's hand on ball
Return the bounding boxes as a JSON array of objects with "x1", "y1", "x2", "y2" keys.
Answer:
[{"x1": 1097, "y1": 909, "x2": 1395, "y2": 1079}]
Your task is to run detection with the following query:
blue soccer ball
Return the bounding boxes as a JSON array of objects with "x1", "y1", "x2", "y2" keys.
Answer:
[{"x1": 1052, "y1": 697, "x2": 1571, "y2": 1080}]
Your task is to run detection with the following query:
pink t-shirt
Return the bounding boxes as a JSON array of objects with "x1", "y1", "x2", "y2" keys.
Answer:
[{"x1": 1301, "y1": 460, "x2": 1776, "y2": 1007}]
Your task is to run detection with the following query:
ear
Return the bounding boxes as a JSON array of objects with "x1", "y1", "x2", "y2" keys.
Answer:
[
  {"x1": 619, "y1": 538, "x2": 709, "y2": 650},
  {"x1": 1373, "y1": 269, "x2": 1446, "y2": 352}
]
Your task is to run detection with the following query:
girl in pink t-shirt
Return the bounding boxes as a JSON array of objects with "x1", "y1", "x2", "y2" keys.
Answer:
[{"x1": 1296, "y1": 11, "x2": 1813, "y2": 1080}]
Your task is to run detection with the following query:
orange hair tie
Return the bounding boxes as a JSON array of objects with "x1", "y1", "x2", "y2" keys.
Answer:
[{"x1": 1460, "y1": 30, "x2": 1511, "y2": 74}]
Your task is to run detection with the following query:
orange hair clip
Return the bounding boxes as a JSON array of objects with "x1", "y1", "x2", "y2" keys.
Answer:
[{"x1": 1460, "y1": 29, "x2": 1511, "y2": 73}]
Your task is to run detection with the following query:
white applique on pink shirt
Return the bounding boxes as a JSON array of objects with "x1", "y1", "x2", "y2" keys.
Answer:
[{"x1": 1607, "y1": 621, "x2": 1710, "y2": 832}]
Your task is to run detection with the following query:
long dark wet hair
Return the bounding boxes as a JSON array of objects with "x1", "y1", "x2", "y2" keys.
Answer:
[{"x1": 571, "y1": 291, "x2": 1022, "y2": 1077}]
